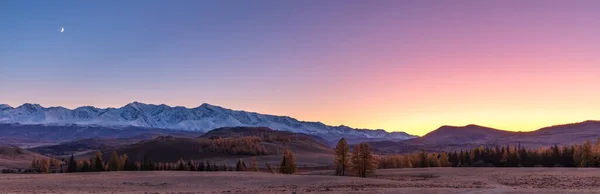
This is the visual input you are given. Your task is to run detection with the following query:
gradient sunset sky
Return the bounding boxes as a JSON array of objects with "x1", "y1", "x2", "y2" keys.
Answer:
[{"x1": 2, "y1": 0, "x2": 599, "y2": 136}]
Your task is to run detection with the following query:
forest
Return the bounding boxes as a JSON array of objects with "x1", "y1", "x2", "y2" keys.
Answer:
[{"x1": 378, "y1": 139, "x2": 600, "y2": 168}]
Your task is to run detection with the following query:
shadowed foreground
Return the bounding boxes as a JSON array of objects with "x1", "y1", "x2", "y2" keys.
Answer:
[{"x1": 0, "y1": 168, "x2": 599, "y2": 193}]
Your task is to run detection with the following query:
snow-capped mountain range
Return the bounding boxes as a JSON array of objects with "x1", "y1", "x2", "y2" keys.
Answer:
[{"x1": 0, "y1": 102, "x2": 416, "y2": 141}]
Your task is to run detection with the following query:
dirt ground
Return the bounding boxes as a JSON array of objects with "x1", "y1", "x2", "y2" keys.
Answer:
[{"x1": 1, "y1": 168, "x2": 599, "y2": 193}]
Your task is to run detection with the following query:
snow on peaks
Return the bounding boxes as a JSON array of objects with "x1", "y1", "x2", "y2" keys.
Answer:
[
  {"x1": 0, "y1": 101, "x2": 417, "y2": 140},
  {"x1": 17, "y1": 103, "x2": 43, "y2": 111},
  {"x1": 0, "y1": 104, "x2": 13, "y2": 110}
]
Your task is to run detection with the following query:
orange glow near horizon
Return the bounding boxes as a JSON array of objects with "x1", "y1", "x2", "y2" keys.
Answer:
[{"x1": 3, "y1": 1, "x2": 600, "y2": 136}]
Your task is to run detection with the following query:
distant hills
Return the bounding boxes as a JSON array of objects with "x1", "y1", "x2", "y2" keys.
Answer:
[
  {"x1": 32, "y1": 127, "x2": 333, "y2": 164},
  {"x1": 369, "y1": 120, "x2": 600, "y2": 154},
  {"x1": 2, "y1": 101, "x2": 599, "y2": 158},
  {"x1": 0, "y1": 102, "x2": 417, "y2": 141},
  {"x1": 0, "y1": 146, "x2": 52, "y2": 169},
  {"x1": 411, "y1": 124, "x2": 515, "y2": 145},
  {"x1": 0, "y1": 124, "x2": 204, "y2": 147},
  {"x1": 5, "y1": 121, "x2": 600, "y2": 169}
]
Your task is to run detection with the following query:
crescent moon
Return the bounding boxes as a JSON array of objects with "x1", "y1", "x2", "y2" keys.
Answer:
[{"x1": 61, "y1": 27, "x2": 64, "y2": 32}]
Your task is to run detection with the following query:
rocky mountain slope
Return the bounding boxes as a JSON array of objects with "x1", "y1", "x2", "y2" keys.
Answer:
[
  {"x1": 0, "y1": 124, "x2": 204, "y2": 147},
  {"x1": 0, "y1": 102, "x2": 416, "y2": 141}
]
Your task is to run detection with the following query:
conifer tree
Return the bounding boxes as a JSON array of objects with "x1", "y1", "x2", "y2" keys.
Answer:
[
  {"x1": 178, "y1": 159, "x2": 186, "y2": 171},
  {"x1": 427, "y1": 154, "x2": 439, "y2": 167},
  {"x1": 250, "y1": 157, "x2": 259, "y2": 172},
  {"x1": 141, "y1": 155, "x2": 153, "y2": 171},
  {"x1": 109, "y1": 151, "x2": 119, "y2": 171},
  {"x1": 419, "y1": 149, "x2": 428, "y2": 167},
  {"x1": 334, "y1": 138, "x2": 350, "y2": 176},
  {"x1": 578, "y1": 140, "x2": 593, "y2": 167},
  {"x1": 350, "y1": 143, "x2": 377, "y2": 177},
  {"x1": 438, "y1": 153, "x2": 450, "y2": 167},
  {"x1": 206, "y1": 161, "x2": 212, "y2": 171},
  {"x1": 31, "y1": 158, "x2": 37, "y2": 169},
  {"x1": 39, "y1": 159, "x2": 50, "y2": 173},
  {"x1": 188, "y1": 160, "x2": 197, "y2": 171},
  {"x1": 67, "y1": 155, "x2": 78, "y2": 173},
  {"x1": 119, "y1": 154, "x2": 128, "y2": 171},
  {"x1": 198, "y1": 161, "x2": 206, "y2": 171},
  {"x1": 94, "y1": 151, "x2": 105, "y2": 171},
  {"x1": 236, "y1": 159, "x2": 247, "y2": 171},
  {"x1": 123, "y1": 157, "x2": 133, "y2": 171},
  {"x1": 82, "y1": 160, "x2": 91, "y2": 172},
  {"x1": 279, "y1": 147, "x2": 297, "y2": 174}
]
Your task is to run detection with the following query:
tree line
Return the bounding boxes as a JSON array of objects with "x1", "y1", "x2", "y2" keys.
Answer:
[
  {"x1": 26, "y1": 138, "x2": 600, "y2": 177},
  {"x1": 378, "y1": 139, "x2": 600, "y2": 168},
  {"x1": 29, "y1": 157, "x2": 61, "y2": 173},
  {"x1": 29, "y1": 147, "x2": 299, "y2": 175},
  {"x1": 205, "y1": 137, "x2": 268, "y2": 155}
]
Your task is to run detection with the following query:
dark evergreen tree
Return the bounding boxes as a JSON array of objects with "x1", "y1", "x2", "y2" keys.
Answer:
[
  {"x1": 206, "y1": 161, "x2": 212, "y2": 171},
  {"x1": 82, "y1": 160, "x2": 91, "y2": 172},
  {"x1": 67, "y1": 155, "x2": 78, "y2": 173},
  {"x1": 188, "y1": 160, "x2": 197, "y2": 171},
  {"x1": 236, "y1": 159, "x2": 247, "y2": 171},
  {"x1": 94, "y1": 151, "x2": 104, "y2": 171},
  {"x1": 198, "y1": 161, "x2": 206, "y2": 171},
  {"x1": 419, "y1": 149, "x2": 428, "y2": 167},
  {"x1": 176, "y1": 159, "x2": 184, "y2": 171}
]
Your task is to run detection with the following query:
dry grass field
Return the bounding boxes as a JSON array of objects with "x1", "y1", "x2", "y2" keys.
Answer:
[{"x1": 1, "y1": 168, "x2": 600, "y2": 193}]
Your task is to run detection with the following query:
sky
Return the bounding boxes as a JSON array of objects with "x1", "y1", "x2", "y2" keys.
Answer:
[{"x1": 1, "y1": 0, "x2": 599, "y2": 136}]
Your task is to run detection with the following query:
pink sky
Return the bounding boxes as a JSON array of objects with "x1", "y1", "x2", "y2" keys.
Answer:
[{"x1": 2, "y1": 1, "x2": 600, "y2": 135}]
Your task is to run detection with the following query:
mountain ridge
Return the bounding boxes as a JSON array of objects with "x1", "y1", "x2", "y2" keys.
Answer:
[
  {"x1": 0, "y1": 102, "x2": 417, "y2": 141},
  {"x1": 412, "y1": 124, "x2": 516, "y2": 145},
  {"x1": 369, "y1": 120, "x2": 600, "y2": 154}
]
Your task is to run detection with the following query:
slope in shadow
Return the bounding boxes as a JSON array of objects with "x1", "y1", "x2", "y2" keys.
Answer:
[{"x1": 101, "y1": 127, "x2": 333, "y2": 163}]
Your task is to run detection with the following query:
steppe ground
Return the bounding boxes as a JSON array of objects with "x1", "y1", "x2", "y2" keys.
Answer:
[{"x1": 1, "y1": 168, "x2": 599, "y2": 194}]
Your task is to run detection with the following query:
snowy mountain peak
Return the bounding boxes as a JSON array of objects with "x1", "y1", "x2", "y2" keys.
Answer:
[
  {"x1": 0, "y1": 104, "x2": 12, "y2": 110},
  {"x1": 198, "y1": 103, "x2": 224, "y2": 110},
  {"x1": 124, "y1": 101, "x2": 153, "y2": 110},
  {"x1": 74, "y1": 106, "x2": 99, "y2": 111},
  {"x1": 20, "y1": 103, "x2": 41, "y2": 107},
  {"x1": 15, "y1": 103, "x2": 44, "y2": 113},
  {"x1": 0, "y1": 102, "x2": 417, "y2": 141}
]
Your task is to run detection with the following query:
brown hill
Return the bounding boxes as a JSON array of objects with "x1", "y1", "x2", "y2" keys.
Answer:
[
  {"x1": 202, "y1": 126, "x2": 331, "y2": 147},
  {"x1": 370, "y1": 120, "x2": 600, "y2": 154},
  {"x1": 0, "y1": 124, "x2": 204, "y2": 147},
  {"x1": 0, "y1": 146, "x2": 52, "y2": 169},
  {"x1": 101, "y1": 127, "x2": 332, "y2": 163},
  {"x1": 28, "y1": 133, "x2": 176, "y2": 157},
  {"x1": 410, "y1": 124, "x2": 516, "y2": 145},
  {"x1": 491, "y1": 120, "x2": 600, "y2": 148}
]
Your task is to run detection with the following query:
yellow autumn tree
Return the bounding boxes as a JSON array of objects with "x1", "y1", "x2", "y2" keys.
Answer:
[
  {"x1": 279, "y1": 147, "x2": 297, "y2": 174},
  {"x1": 334, "y1": 138, "x2": 350, "y2": 176},
  {"x1": 109, "y1": 151, "x2": 120, "y2": 171},
  {"x1": 350, "y1": 143, "x2": 377, "y2": 177},
  {"x1": 249, "y1": 157, "x2": 259, "y2": 172},
  {"x1": 438, "y1": 152, "x2": 451, "y2": 167}
]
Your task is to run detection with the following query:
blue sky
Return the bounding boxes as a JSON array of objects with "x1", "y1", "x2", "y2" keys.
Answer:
[{"x1": 2, "y1": 0, "x2": 600, "y2": 135}]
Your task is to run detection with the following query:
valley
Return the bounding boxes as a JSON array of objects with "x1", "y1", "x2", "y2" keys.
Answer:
[
  {"x1": 0, "y1": 102, "x2": 416, "y2": 142},
  {"x1": 4, "y1": 0, "x2": 598, "y2": 193},
  {"x1": 1, "y1": 103, "x2": 600, "y2": 194},
  {"x1": 1, "y1": 120, "x2": 600, "y2": 170}
]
